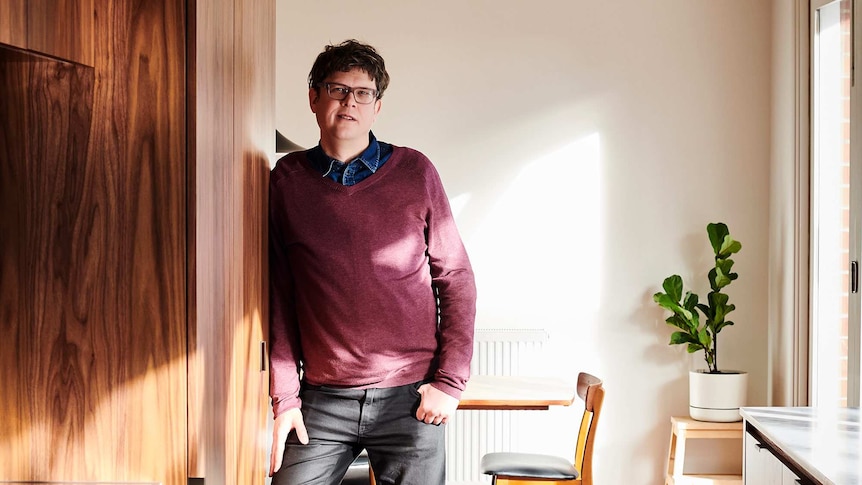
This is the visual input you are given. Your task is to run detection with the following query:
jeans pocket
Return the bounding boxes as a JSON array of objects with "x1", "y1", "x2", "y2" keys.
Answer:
[{"x1": 407, "y1": 380, "x2": 424, "y2": 398}]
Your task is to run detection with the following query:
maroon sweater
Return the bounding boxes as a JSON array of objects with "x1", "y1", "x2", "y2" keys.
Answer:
[{"x1": 268, "y1": 146, "x2": 477, "y2": 418}]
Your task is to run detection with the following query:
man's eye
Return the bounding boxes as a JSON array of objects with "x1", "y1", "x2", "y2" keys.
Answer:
[
  {"x1": 334, "y1": 87, "x2": 349, "y2": 95},
  {"x1": 356, "y1": 89, "x2": 373, "y2": 97}
]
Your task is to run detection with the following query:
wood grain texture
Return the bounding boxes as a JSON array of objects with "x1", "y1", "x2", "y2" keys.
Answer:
[
  {"x1": 82, "y1": 0, "x2": 187, "y2": 481},
  {"x1": 0, "y1": 44, "x2": 96, "y2": 480},
  {"x1": 0, "y1": 0, "x2": 95, "y2": 65},
  {"x1": 188, "y1": 0, "x2": 236, "y2": 476},
  {"x1": 0, "y1": 0, "x2": 187, "y2": 481},
  {"x1": 2, "y1": 0, "x2": 274, "y2": 481},
  {"x1": 234, "y1": 0, "x2": 275, "y2": 479},
  {"x1": 26, "y1": 0, "x2": 95, "y2": 65},
  {"x1": 187, "y1": 0, "x2": 274, "y2": 482},
  {"x1": 0, "y1": 2, "x2": 26, "y2": 48},
  {"x1": 0, "y1": 47, "x2": 24, "y2": 473}
]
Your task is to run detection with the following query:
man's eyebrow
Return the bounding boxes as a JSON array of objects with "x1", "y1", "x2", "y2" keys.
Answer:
[{"x1": 329, "y1": 81, "x2": 376, "y2": 90}]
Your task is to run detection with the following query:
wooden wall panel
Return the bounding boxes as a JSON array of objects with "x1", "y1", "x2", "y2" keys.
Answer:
[
  {"x1": 1, "y1": 0, "x2": 275, "y2": 481},
  {"x1": 27, "y1": 0, "x2": 95, "y2": 66},
  {"x1": 188, "y1": 0, "x2": 274, "y2": 483},
  {"x1": 0, "y1": 0, "x2": 187, "y2": 482},
  {"x1": 0, "y1": 45, "x2": 95, "y2": 480},
  {"x1": 188, "y1": 0, "x2": 236, "y2": 477},
  {"x1": 234, "y1": 0, "x2": 275, "y2": 481},
  {"x1": 0, "y1": 2, "x2": 26, "y2": 48},
  {"x1": 84, "y1": 0, "x2": 187, "y2": 481},
  {"x1": 0, "y1": 0, "x2": 95, "y2": 66},
  {"x1": 0, "y1": 46, "x2": 26, "y2": 473}
]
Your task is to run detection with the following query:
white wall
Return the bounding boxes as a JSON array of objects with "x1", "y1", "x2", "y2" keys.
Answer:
[{"x1": 275, "y1": 1, "x2": 772, "y2": 483}]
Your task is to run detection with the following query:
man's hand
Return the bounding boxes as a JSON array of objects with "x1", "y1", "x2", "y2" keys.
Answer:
[
  {"x1": 415, "y1": 384, "x2": 459, "y2": 425},
  {"x1": 269, "y1": 407, "x2": 308, "y2": 476}
]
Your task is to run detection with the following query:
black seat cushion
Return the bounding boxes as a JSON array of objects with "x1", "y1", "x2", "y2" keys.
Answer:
[{"x1": 480, "y1": 452, "x2": 579, "y2": 480}]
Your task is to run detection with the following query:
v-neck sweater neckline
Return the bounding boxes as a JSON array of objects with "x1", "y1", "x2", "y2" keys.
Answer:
[{"x1": 303, "y1": 145, "x2": 404, "y2": 195}]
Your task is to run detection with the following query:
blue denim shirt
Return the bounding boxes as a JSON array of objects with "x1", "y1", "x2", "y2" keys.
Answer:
[{"x1": 308, "y1": 132, "x2": 393, "y2": 186}]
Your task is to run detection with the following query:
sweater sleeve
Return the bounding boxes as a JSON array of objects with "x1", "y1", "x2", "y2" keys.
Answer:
[
  {"x1": 268, "y1": 170, "x2": 303, "y2": 418},
  {"x1": 423, "y1": 163, "x2": 477, "y2": 400}
]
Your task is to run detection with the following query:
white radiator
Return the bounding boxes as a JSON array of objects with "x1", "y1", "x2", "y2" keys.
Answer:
[{"x1": 445, "y1": 329, "x2": 549, "y2": 485}]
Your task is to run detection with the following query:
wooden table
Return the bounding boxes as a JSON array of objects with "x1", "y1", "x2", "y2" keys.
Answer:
[
  {"x1": 368, "y1": 375, "x2": 577, "y2": 485},
  {"x1": 458, "y1": 374, "x2": 577, "y2": 410}
]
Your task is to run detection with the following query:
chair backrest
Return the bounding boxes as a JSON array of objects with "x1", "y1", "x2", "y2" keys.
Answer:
[{"x1": 573, "y1": 372, "x2": 604, "y2": 485}]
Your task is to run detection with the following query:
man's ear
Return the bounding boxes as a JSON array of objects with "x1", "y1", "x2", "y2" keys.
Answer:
[
  {"x1": 372, "y1": 98, "x2": 382, "y2": 119},
  {"x1": 309, "y1": 88, "x2": 319, "y2": 113}
]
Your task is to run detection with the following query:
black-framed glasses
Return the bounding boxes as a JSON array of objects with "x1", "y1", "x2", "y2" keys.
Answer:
[{"x1": 319, "y1": 82, "x2": 379, "y2": 104}]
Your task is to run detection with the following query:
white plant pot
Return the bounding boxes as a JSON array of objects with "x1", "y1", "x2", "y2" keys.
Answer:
[{"x1": 689, "y1": 370, "x2": 748, "y2": 422}]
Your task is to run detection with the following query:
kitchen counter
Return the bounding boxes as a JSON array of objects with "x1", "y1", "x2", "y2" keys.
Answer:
[{"x1": 740, "y1": 406, "x2": 862, "y2": 484}]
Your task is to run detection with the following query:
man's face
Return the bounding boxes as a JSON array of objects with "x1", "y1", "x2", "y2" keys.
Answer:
[{"x1": 309, "y1": 68, "x2": 382, "y2": 149}]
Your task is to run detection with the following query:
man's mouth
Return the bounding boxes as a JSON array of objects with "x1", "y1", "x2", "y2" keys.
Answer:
[{"x1": 338, "y1": 114, "x2": 356, "y2": 121}]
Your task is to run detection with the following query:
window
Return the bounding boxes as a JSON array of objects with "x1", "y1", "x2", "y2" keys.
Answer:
[{"x1": 810, "y1": 0, "x2": 854, "y2": 407}]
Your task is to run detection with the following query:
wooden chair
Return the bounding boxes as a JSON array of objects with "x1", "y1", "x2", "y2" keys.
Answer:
[{"x1": 480, "y1": 372, "x2": 605, "y2": 485}]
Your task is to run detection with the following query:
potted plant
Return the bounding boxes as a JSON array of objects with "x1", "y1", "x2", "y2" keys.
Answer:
[{"x1": 653, "y1": 222, "x2": 747, "y2": 422}]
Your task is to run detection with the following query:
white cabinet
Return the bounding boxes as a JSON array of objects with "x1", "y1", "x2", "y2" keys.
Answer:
[
  {"x1": 741, "y1": 407, "x2": 861, "y2": 484},
  {"x1": 743, "y1": 430, "x2": 805, "y2": 484},
  {"x1": 744, "y1": 429, "x2": 783, "y2": 484},
  {"x1": 783, "y1": 467, "x2": 802, "y2": 484}
]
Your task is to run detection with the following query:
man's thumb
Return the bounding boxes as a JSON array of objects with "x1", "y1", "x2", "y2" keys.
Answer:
[{"x1": 295, "y1": 423, "x2": 309, "y2": 445}]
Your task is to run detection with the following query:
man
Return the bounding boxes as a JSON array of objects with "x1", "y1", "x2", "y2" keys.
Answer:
[{"x1": 268, "y1": 39, "x2": 477, "y2": 485}]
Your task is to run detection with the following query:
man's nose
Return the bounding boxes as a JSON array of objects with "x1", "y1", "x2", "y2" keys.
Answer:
[{"x1": 341, "y1": 91, "x2": 357, "y2": 106}]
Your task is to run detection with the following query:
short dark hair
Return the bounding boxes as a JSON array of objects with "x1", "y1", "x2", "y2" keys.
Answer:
[{"x1": 308, "y1": 39, "x2": 390, "y2": 98}]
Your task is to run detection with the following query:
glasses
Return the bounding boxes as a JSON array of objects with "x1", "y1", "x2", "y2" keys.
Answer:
[{"x1": 319, "y1": 82, "x2": 379, "y2": 104}]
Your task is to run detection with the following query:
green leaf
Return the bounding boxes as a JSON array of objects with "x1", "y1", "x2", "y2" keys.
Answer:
[
  {"x1": 710, "y1": 292, "x2": 729, "y2": 308},
  {"x1": 707, "y1": 223, "x2": 729, "y2": 254},
  {"x1": 653, "y1": 222, "x2": 741, "y2": 364},
  {"x1": 655, "y1": 295, "x2": 691, "y2": 320},
  {"x1": 697, "y1": 327, "x2": 712, "y2": 348},
  {"x1": 653, "y1": 292, "x2": 675, "y2": 309},
  {"x1": 666, "y1": 315, "x2": 691, "y2": 331},
  {"x1": 695, "y1": 302, "x2": 711, "y2": 318},
  {"x1": 669, "y1": 332, "x2": 698, "y2": 345},
  {"x1": 718, "y1": 237, "x2": 742, "y2": 257},
  {"x1": 716, "y1": 259, "x2": 735, "y2": 275},
  {"x1": 716, "y1": 320, "x2": 735, "y2": 333},
  {"x1": 711, "y1": 267, "x2": 731, "y2": 290},
  {"x1": 716, "y1": 261, "x2": 736, "y2": 282},
  {"x1": 676, "y1": 308, "x2": 699, "y2": 330},
  {"x1": 662, "y1": 275, "x2": 683, "y2": 302},
  {"x1": 683, "y1": 291, "x2": 699, "y2": 310}
]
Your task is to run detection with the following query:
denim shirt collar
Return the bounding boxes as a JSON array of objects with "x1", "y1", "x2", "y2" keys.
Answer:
[{"x1": 309, "y1": 132, "x2": 382, "y2": 178}]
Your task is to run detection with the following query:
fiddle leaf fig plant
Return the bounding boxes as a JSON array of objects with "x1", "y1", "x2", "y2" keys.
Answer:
[{"x1": 653, "y1": 222, "x2": 742, "y2": 373}]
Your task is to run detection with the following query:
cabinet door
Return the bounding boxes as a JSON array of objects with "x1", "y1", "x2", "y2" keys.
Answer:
[
  {"x1": 0, "y1": 0, "x2": 94, "y2": 65},
  {"x1": 0, "y1": 0, "x2": 187, "y2": 483},
  {"x1": 782, "y1": 466, "x2": 803, "y2": 485},
  {"x1": 744, "y1": 431, "x2": 784, "y2": 484}
]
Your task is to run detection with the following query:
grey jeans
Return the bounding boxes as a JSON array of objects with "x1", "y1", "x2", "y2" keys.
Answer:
[{"x1": 271, "y1": 381, "x2": 446, "y2": 485}]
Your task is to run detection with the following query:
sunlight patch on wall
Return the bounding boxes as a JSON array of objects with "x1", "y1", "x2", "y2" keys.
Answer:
[
  {"x1": 449, "y1": 192, "x2": 472, "y2": 220},
  {"x1": 467, "y1": 133, "x2": 604, "y2": 329}
]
